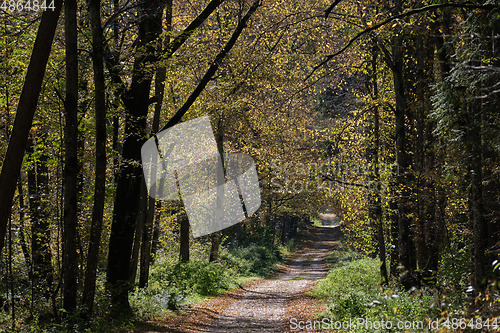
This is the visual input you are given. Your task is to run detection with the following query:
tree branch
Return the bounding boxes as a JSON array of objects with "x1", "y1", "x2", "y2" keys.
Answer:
[
  {"x1": 377, "y1": 38, "x2": 394, "y2": 71},
  {"x1": 324, "y1": 0, "x2": 342, "y2": 19},
  {"x1": 102, "y1": 0, "x2": 226, "y2": 102},
  {"x1": 306, "y1": 2, "x2": 498, "y2": 80},
  {"x1": 163, "y1": 0, "x2": 226, "y2": 57},
  {"x1": 160, "y1": 0, "x2": 262, "y2": 131}
]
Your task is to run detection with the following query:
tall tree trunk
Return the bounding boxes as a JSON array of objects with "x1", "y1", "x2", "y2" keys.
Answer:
[
  {"x1": 112, "y1": 116, "x2": 120, "y2": 182},
  {"x1": 0, "y1": 0, "x2": 62, "y2": 256},
  {"x1": 435, "y1": 6, "x2": 454, "y2": 80},
  {"x1": 63, "y1": 0, "x2": 79, "y2": 313},
  {"x1": 82, "y1": 0, "x2": 107, "y2": 314},
  {"x1": 209, "y1": 232, "x2": 221, "y2": 262},
  {"x1": 209, "y1": 120, "x2": 225, "y2": 262},
  {"x1": 281, "y1": 216, "x2": 290, "y2": 245},
  {"x1": 369, "y1": 38, "x2": 388, "y2": 285},
  {"x1": 467, "y1": 100, "x2": 487, "y2": 293},
  {"x1": 17, "y1": 179, "x2": 32, "y2": 275},
  {"x1": 392, "y1": 10, "x2": 416, "y2": 288},
  {"x1": 138, "y1": 0, "x2": 172, "y2": 287},
  {"x1": 289, "y1": 216, "x2": 298, "y2": 238},
  {"x1": 106, "y1": 0, "x2": 164, "y2": 312},
  {"x1": 414, "y1": 32, "x2": 440, "y2": 286},
  {"x1": 388, "y1": 187, "x2": 398, "y2": 278},
  {"x1": 138, "y1": 195, "x2": 153, "y2": 286},
  {"x1": 150, "y1": 201, "x2": 162, "y2": 262},
  {"x1": 138, "y1": 196, "x2": 152, "y2": 287},
  {"x1": 130, "y1": 183, "x2": 146, "y2": 285}
]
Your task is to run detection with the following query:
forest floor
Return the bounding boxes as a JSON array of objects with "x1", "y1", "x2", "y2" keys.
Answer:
[{"x1": 134, "y1": 225, "x2": 341, "y2": 332}]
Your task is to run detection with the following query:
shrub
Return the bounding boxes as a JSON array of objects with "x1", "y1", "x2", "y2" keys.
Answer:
[
  {"x1": 130, "y1": 242, "x2": 287, "y2": 320},
  {"x1": 329, "y1": 292, "x2": 368, "y2": 320},
  {"x1": 192, "y1": 262, "x2": 233, "y2": 296},
  {"x1": 130, "y1": 288, "x2": 185, "y2": 320},
  {"x1": 323, "y1": 243, "x2": 365, "y2": 269},
  {"x1": 220, "y1": 244, "x2": 282, "y2": 277}
]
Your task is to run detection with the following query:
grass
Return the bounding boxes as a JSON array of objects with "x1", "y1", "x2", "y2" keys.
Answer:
[
  {"x1": 312, "y1": 245, "x2": 469, "y2": 333},
  {"x1": 323, "y1": 242, "x2": 364, "y2": 269}
]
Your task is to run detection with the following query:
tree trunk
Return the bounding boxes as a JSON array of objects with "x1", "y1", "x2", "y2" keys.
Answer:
[
  {"x1": 131, "y1": 183, "x2": 146, "y2": 285},
  {"x1": 17, "y1": 179, "x2": 32, "y2": 275},
  {"x1": 138, "y1": 1, "x2": 172, "y2": 285},
  {"x1": 209, "y1": 233, "x2": 221, "y2": 262},
  {"x1": 105, "y1": 0, "x2": 164, "y2": 312},
  {"x1": 281, "y1": 216, "x2": 289, "y2": 245},
  {"x1": 414, "y1": 32, "x2": 440, "y2": 286},
  {"x1": 82, "y1": 0, "x2": 107, "y2": 315},
  {"x1": 179, "y1": 212, "x2": 190, "y2": 263},
  {"x1": 138, "y1": 195, "x2": 153, "y2": 287},
  {"x1": 150, "y1": 201, "x2": 162, "y2": 262},
  {"x1": 289, "y1": 216, "x2": 298, "y2": 238},
  {"x1": 369, "y1": 38, "x2": 388, "y2": 285},
  {"x1": 0, "y1": 0, "x2": 62, "y2": 256},
  {"x1": 388, "y1": 188, "x2": 398, "y2": 278},
  {"x1": 209, "y1": 119, "x2": 225, "y2": 262},
  {"x1": 62, "y1": 0, "x2": 79, "y2": 313},
  {"x1": 392, "y1": 19, "x2": 416, "y2": 288},
  {"x1": 467, "y1": 101, "x2": 487, "y2": 293}
]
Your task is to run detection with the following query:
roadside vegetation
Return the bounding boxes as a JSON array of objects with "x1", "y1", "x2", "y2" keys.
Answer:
[
  {"x1": 129, "y1": 242, "x2": 289, "y2": 320},
  {"x1": 314, "y1": 238, "x2": 499, "y2": 333}
]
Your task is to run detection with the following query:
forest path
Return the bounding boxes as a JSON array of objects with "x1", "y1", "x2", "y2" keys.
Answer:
[
  {"x1": 137, "y1": 226, "x2": 340, "y2": 333},
  {"x1": 198, "y1": 226, "x2": 340, "y2": 333}
]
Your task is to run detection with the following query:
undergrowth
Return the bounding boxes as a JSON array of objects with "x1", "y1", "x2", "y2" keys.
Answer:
[
  {"x1": 129, "y1": 242, "x2": 291, "y2": 320},
  {"x1": 312, "y1": 245, "x2": 495, "y2": 333}
]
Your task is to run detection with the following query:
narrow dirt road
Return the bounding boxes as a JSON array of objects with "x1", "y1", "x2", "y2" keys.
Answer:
[
  {"x1": 138, "y1": 226, "x2": 341, "y2": 332},
  {"x1": 199, "y1": 226, "x2": 340, "y2": 332}
]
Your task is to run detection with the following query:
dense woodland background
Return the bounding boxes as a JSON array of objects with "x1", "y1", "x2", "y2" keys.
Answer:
[{"x1": 0, "y1": 0, "x2": 499, "y2": 331}]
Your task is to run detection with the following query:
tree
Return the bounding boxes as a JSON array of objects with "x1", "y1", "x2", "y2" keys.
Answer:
[
  {"x1": 367, "y1": 36, "x2": 388, "y2": 285},
  {"x1": 106, "y1": 0, "x2": 259, "y2": 311},
  {"x1": 105, "y1": 0, "x2": 165, "y2": 312},
  {"x1": 82, "y1": 0, "x2": 107, "y2": 314},
  {"x1": 179, "y1": 212, "x2": 190, "y2": 263},
  {"x1": 432, "y1": 3, "x2": 500, "y2": 293},
  {"x1": 62, "y1": 0, "x2": 79, "y2": 313},
  {"x1": 138, "y1": 0, "x2": 173, "y2": 288},
  {"x1": 209, "y1": 118, "x2": 225, "y2": 262},
  {"x1": 0, "y1": 0, "x2": 63, "y2": 256}
]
